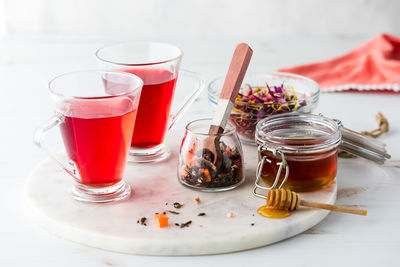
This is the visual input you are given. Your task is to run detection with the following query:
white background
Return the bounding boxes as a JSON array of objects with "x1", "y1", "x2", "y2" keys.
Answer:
[{"x1": 1, "y1": 0, "x2": 400, "y2": 39}]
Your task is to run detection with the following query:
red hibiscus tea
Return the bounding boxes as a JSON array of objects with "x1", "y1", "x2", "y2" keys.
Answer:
[
  {"x1": 123, "y1": 68, "x2": 177, "y2": 149},
  {"x1": 35, "y1": 70, "x2": 143, "y2": 202},
  {"x1": 96, "y1": 42, "x2": 203, "y2": 163},
  {"x1": 59, "y1": 99, "x2": 137, "y2": 187}
]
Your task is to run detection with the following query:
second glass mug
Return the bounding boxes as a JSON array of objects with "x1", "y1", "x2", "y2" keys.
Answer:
[{"x1": 96, "y1": 42, "x2": 205, "y2": 163}]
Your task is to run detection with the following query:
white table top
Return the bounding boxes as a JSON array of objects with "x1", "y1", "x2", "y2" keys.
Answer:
[{"x1": 1, "y1": 34, "x2": 399, "y2": 266}]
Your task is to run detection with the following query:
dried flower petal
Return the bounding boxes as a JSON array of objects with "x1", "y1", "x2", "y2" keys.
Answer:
[{"x1": 230, "y1": 83, "x2": 306, "y2": 141}]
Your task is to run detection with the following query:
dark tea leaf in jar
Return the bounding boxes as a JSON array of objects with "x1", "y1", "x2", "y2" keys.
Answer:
[{"x1": 180, "y1": 141, "x2": 243, "y2": 188}]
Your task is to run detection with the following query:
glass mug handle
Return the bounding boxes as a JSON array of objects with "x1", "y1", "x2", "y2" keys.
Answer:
[
  {"x1": 167, "y1": 69, "x2": 205, "y2": 131},
  {"x1": 33, "y1": 113, "x2": 81, "y2": 182}
]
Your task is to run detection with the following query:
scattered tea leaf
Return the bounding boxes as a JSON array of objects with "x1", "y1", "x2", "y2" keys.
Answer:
[
  {"x1": 167, "y1": 210, "x2": 180, "y2": 215},
  {"x1": 173, "y1": 202, "x2": 183, "y2": 209},
  {"x1": 180, "y1": 221, "x2": 192, "y2": 228},
  {"x1": 139, "y1": 217, "x2": 147, "y2": 226}
]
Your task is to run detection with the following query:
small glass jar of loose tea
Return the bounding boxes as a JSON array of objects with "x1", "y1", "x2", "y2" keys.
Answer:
[
  {"x1": 255, "y1": 113, "x2": 341, "y2": 192},
  {"x1": 178, "y1": 119, "x2": 245, "y2": 192}
]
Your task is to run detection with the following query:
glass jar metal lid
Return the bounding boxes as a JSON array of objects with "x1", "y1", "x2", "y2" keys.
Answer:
[
  {"x1": 255, "y1": 113, "x2": 342, "y2": 154},
  {"x1": 254, "y1": 113, "x2": 342, "y2": 194},
  {"x1": 253, "y1": 113, "x2": 391, "y2": 198}
]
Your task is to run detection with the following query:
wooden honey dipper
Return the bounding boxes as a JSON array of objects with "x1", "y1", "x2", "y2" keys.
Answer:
[{"x1": 267, "y1": 188, "x2": 367, "y2": 216}]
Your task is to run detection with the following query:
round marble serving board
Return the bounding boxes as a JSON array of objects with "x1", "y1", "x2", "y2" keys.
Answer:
[{"x1": 25, "y1": 143, "x2": 336, "y2": 256}]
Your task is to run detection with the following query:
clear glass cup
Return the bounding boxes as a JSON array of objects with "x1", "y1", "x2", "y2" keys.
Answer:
[
  {"x1": 96, "y1": 42, "x2": 204, "y2": 163},
  {"x1": 178, "y1": 119, "x2": 245, "y2": 192},
  {"x1": 34, "y1": 70, "x2": 143, "y2": 202}
]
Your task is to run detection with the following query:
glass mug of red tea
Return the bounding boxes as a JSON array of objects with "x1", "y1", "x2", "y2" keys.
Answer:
[
  {"x1": 96, "y1": 42, "x2": 204, "y2": 163},
  {"x1": 34, "y1": 70, "x2": 143, "y2": 202}
]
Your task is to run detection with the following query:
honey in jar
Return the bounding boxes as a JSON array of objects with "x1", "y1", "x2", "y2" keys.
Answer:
[{"x1": 255, "y1": 113, "x2": 341, "y2": 192}]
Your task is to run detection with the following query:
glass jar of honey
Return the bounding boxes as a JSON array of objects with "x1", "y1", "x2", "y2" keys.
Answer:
[{"x1": 255, "y1": 113, "x2": 341, "y2": 192}]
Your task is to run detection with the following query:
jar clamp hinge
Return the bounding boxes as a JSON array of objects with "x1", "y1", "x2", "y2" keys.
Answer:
[{"x1": 253, "y1": 144, "x2": 289, "y2": 199}]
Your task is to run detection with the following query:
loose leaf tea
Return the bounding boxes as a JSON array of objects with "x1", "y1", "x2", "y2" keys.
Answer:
[
  {"x1": 230, "y1": 83, "x2": 306, "y2": 141},
  {"x1": 137, "y1": 217, "x2": 147, "y2": 226},
  {"x1": 180, "y1": 141, "x2": 243, "y2": 188},
  {"x1": 179, "y1": 221, "x2": 192, "y2": 228},
  {"x1": 167, "y1": 210, "x2": 180, "y2": 215},
  {"x1": 173, "y1": 202, "x2": 184, "y2": 209}
]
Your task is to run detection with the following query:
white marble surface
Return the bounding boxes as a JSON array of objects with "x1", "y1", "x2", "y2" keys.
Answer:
[
  {"x1": 1, "y1": 34, "x2": 400, "y2": 266},
  {"x1": 25, "y1": 143, "x2": 336, "y2": 255}
]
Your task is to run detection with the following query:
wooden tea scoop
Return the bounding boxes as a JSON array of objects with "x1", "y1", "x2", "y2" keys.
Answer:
[
  {"x1": 203, "y1": 43, "x2": 253, "y2": 168},
  {"x1": 267, "y1": 188, "x2": 367, "y2": 216}
]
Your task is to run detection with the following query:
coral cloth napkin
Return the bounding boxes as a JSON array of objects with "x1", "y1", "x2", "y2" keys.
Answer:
[{"x1": 278, "y1": 34, "x2": 400, "y2": 92}]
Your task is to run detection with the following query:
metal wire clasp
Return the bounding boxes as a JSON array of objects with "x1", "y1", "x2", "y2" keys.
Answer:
[{"x1": 253, "y1": 143, "x2": 289, "y2": 199}]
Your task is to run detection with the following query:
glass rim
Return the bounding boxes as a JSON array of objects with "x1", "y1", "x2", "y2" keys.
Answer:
[
  {"x1": 185, "y1": 118, "x2": 236, "y2": 136},
  {"x1": 95, "y1": 41, "x2": 183, "y2": 67},
  {"x1": 208, "y1": 72, "x2": 320, "y2": 105},
  {"x1": 255, "y1": 113, "x2": 341, "y2": 151},
  {"x1": 48, "y1": 69, "x2": 144, "y2": 100}
]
